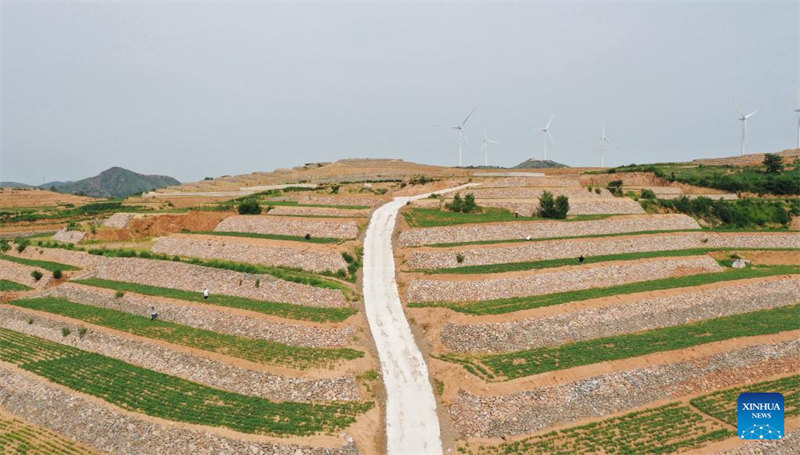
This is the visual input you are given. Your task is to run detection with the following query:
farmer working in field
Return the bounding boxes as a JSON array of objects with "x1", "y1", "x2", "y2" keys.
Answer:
[
  {"x1": 150, "y1": 306, "x2": 158, "y2": 321},
  {"x1": 203, "y1": 287, "x2": 210, "y2": 300}
]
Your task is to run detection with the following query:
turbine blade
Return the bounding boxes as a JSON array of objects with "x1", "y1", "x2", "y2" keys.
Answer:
[
  {"x1": 461, "y1": 105, "x2": 478, "y2": 126},
  {"x1": 547, "y1": 131, "x2": 554, "y2": 143},
  {"x1": 545, "y1": 114, "x2": 554, "y2": 130},
  {"x1": 745, "y1": 110, "x2": 759, "y2": 119}
]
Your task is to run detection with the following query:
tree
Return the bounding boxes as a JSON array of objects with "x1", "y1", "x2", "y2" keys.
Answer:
[
  {"x1": 763, "y1": 154, "x2": 784, "y2": 174},
  {"x1": 237, "y1": 199, "x2": 262, "y2": 215},
  {"x1": 554, "y1": 195, "x2": 570, "y2": 219}
]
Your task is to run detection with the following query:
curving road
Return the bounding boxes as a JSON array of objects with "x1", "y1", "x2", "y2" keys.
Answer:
[{"x1": 362, "y1": 184, "x2": 478, "y2": 455}]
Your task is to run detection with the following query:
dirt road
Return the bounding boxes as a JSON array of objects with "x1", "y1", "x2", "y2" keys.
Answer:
[{"x1": 362, "y1": 184, "x2": 477, "y2": 455}]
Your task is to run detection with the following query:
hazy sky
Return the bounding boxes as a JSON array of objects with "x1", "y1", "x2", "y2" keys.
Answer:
[{"x1": 1, "y1": 1, "x2": 798, "y2": 184}]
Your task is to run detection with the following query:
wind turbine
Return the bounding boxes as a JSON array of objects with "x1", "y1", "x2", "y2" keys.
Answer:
[
  {"x1": 794, "y1": 107, "x2": 800, "y2": 149},
  {"x1": 735, "y1": 101, "x2": 758, "y2": 156},
  {"x1": 481, "y1": 126, "x2": 498, "y2": 166},
  {"x1": 437, "y1": 106, "x2": 478, "y2": 167},
  {"x1": 599, "y1": 125, "x2": 611, "y2": 167},
  {"x1": 539, "y1": 115, "x2": 554, "y2": 160}
]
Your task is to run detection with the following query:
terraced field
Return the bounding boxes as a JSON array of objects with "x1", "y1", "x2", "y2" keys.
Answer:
[
  {"x1": 0, "y1": 412, "x2": 97, "y2": 454},
  {"x1": 0, "y1": 328, "x2": 373, "y2": 437}
]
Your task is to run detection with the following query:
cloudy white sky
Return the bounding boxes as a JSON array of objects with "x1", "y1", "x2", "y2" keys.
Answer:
[{"x1": 1, "y1": 1, "x2": 797, "y2": 184}]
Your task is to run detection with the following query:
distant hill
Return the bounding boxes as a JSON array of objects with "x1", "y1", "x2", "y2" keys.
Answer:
[
  {"x1": 41, "y1": 167, "x2": 180, "y2": 198},
  {"x1": 0, "y1": 182, "x2": 33, "y2": 188},
  {"x1": 513, "y1": 158, "x2": 569, "y2": 169}
]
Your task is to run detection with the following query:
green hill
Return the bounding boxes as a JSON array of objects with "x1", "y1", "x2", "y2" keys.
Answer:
[{"x1": 44, "y1": 167, "x2": 180, "y2": 198}]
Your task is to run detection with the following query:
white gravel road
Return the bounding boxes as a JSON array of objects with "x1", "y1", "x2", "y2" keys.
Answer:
[{"x1": 362, "y1": 184, "x2": 478, "y2": 455}]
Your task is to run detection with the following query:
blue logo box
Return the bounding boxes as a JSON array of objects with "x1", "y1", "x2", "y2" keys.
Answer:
[{"x1": 738, "y1": 392, "x2": 784, "y2": 440}]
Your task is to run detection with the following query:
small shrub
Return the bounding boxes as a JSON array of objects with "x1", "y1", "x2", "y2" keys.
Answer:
[
  {"x1": 0, "y1": 239, "x2": 9, "y2": 253},
  {"x1": 255, "y1": 278, "x2": 260, "y2": 288},
  {"x1": 52, "y1": 269, "x2": 63, "y2": 279},
  {"x1": 16, "y1": 238, "x2": 30, "y2": 253},
  {"x1": 342, "y1": 252, "x2": 355, "y2": 263},
  {"x1": 237, "y1": 199, "x2": 262, "y2": 215},
  {"x1": 27, "y1": 318, "x2": 33, "y2": 325},
  {"x1": 607, "y1": 180, "x2": 623, "y2": 196},
  {"x1": 538, "y1": 192, "x2": 569, "y2": 219},
  {"x1": 446, "y1": 192, "x2": 479, "y2": 213},
  {"x1": 61, "y1": 327, "x2": 71, "y2": 337},
  {"x1": 30, "y1": 270, "x2": 43, "y2": 281},
  {"x1": 115, "y1": 290, "x2": 125, "y2": 299},
  {"x1": 595, "y1": 188, "x2": 602, "y2": 194},
  {"x1": 456, "y1": 253, "x2": 465, "y2": 264},
  {"x1": 357, "y1": 369, "x2": 379, "y2": 380},
  {"x1": 640, "y1": 189, "x2": 657, "y2": 200},
  {"x1": 78, "y1": 326, "x2": 87, "y2": 338}
]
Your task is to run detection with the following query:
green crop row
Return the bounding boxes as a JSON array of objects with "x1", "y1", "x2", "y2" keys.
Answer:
[
  {"x1": 442, "y1": 304, "x2": 799, "y2": 381},
  {"x1": 690, "y1": 375, "x2": 800, "y2": 426},
  {"x1": 402, "y1": 207, "x2": 611, "y2": 228},
  {"x1": 10, "y1": 297, "x2": 363, "y2": 369},
  {"x1": 75, "y1": 278, "x2": 357, "y2": 323},
  {"x1": 421, "y1": 248, "x2": 798, "y2": 274},
  {"x1": 0, "y1": 254, "x2": 79, "y2": 272},
  {"x1": 410, "y1": 265, "x2": 800, "y2": 315},
  {"x1": 0, "y1": 328, "x2": 372, "y2": 437},
  {"x1": 459, "y1": 402, "x2": 733, "y2": 455},
  {"x1": 0, "y1": 280, "x2": 31, "y2": 291},
  {"x1": 0, "y1": 415, "x2": 97, "y2": 455}
]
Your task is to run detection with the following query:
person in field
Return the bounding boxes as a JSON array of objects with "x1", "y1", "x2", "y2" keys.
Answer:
[
  {"x1": 150, "y1": 306, "x2": 158, "y2": 321},
  {"x1": 203, "y1": 287, "x2": 209, "y2": 300}
]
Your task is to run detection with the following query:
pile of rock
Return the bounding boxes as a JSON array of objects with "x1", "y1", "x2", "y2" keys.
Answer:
[
  {"x1": 408, "y1": 231, "x2": 800, "y2": 269},
  {"x1": 94, "y1": 257, "x2": 348, "y2": 308},
  {"x1": 448, "y1": 339, "x2": 800, "y2": 438},
  {"x1": 41, "y1": 283, "x2": 355, "y2": 347},
  {"x1": 215, "y1": 215, "x2": 360, "y2": 239},
  {"x1": 441, "y1": 277, "x2": 800, "y2": 352},
  {"x1": 152, "y1": 234, "x2": 348, "y2": 274},
  {"x1": 101, "y1": 213, "x2": 136, "y2": 228},
  {"x1": 406, "y1": 256, "x2": 722, "y2": 303},
  {"x1": 0, "y1": 366, "x2": 360, "y2": 455},
  {"x1": 52, "y1": 229, "x2": 85, "y2": 244},
  {"x1": 398, "y1": 214, "x2": 701, "y2": 247},
  {"x1": 0, "y1": 306, "x2": 361, "y2": 402}
]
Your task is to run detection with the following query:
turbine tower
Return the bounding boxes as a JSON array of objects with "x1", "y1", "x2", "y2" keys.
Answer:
[
  {"x1": 437, "y1": 106, "x2": 478, "y2": 167},
  {"x1": 481, "y1": 126, "x2": 498, "y2": 166},
  {"x1": 736, "y1": 101, "x2": 758, "y2": 156},
  {"x1": 794, "y1": 107, "x2": 800, "y2": 149},
  {"x1": 599, "y1": 125, "x2": 611, "y2": 167},
  {"x1": 540, "y1": 115, "x2": 554, "y2": 160}
]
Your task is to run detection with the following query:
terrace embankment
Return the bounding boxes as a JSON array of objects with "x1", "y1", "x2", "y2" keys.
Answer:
[
  {"x1": 447, "y1": 339, "x2": 800, "y2": 438},
  {"x1": 0, "y1": 306, "x2": 361, "y2": 401},
  {"x1": 408, "y1": 231, "x2": 800, "y2": 269},
  {"x1": 407, "y1": 256, "x2": 722, "y2": 303},
  {"x1": 52, "y1": 229, "x2": 86, "y2": 244},
  {"x1": 0, "y1": 260, "x2": 53, "y2": 288},
  {"x1": 288, "y1": 194, "x2": 388, "y2": 207},
  {"x1": 215, "y1": 215, "x2": 360, "y2": 239},
  {"x1": 441, "y1": 276, "x2": 800, "y2": 352},
  {"x1": 0, "y1": 365, "x2": 359, "y2": 455},
  {"x1": 39, "y1": 283, "x2": 355, "y2": 347},
  {"x1": 152, "y1": 233, "x2": 348, "y2": 273},
  {"x1": 93, "y1": 257, "x2": 348, "y2": 307},
  {"x1": 413, "y1": 197, "x2": 645, "y2": 216},
  {"x1": 441, "y1": 187, "x2": 613, "y2": 198},
  {"x1": 398, "y1": 214, "x2": 700, "y2": 247},
  {"x1": 7, "y1": 245, "x2": 101, "y2": 269},
  {"x1": 267, "y1": 205, "x2": 372, "y2": 217}
]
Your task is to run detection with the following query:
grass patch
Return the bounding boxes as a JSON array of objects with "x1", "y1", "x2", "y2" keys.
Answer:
[
  {"x1": 0, "y1": 254, "x2": 79, "y2": 272},
  {"x1": 0, "y1": 280, "x2": 31, "y2": 291},
  {"x1": 0, "y1": 415, "x2": 97, "y2": 455},
  {"x1": 75, "y1": 278, "x2": 357, "y2": 323},
  {"x1": 0, "y1": 328, "x2": 372, "y2": 437},
  {"x1": 460, "y1": 402, "x2": 733, "y2": 455},
  {"x1": 442, "y1": 304, "x2": 799, "y2": 381},
  {"x1": 10, "y1": 297, "x2": 363, "y2": 369},
  {"x1": 191, "y1": 230, "x2": 342, "y2": 244},
  {"x1": 410, "y1": 265, "x2": 800, "y2": 315},
  {"x1": 422, "y1": 248, "x2": 798, "y2": 274}
]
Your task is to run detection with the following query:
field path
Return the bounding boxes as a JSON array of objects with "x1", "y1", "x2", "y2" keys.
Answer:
[{"x1": 363, "y1": 183, "x2": 477, "y2": 455}]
